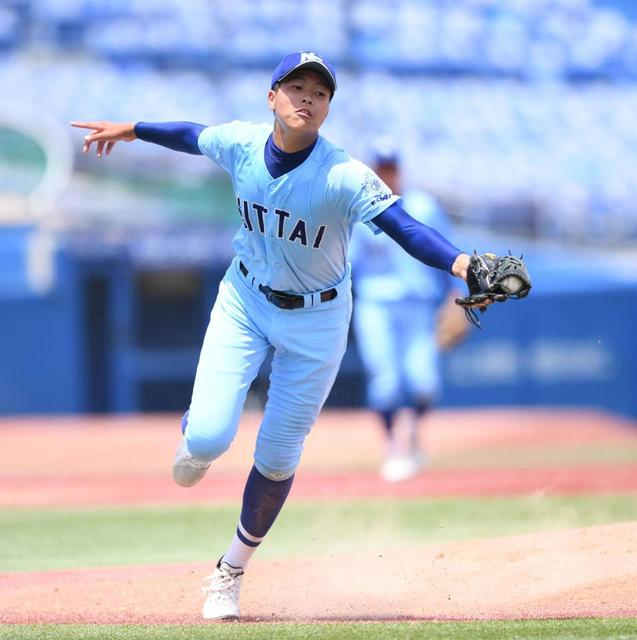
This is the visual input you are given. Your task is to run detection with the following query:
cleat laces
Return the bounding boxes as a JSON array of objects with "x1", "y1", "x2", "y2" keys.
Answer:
[{"x1": 202, "y1": 565, "x2": 243, "y2": 602}]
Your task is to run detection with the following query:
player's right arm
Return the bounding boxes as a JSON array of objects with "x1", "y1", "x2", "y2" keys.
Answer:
[
  {"x1": 70, "y1": 121, "x2": 207, "y2": 157},
  {"x1": 436, "y1": 289, "x2": 471, "y2": 349}
]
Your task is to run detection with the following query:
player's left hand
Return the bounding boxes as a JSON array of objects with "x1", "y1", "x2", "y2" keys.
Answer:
[
  {"x1": 451, "y1": 253, "x2": 471, "y2": 281},
  {"x1": 455, "y1": 251, "x2": 532, "y2": 327}
]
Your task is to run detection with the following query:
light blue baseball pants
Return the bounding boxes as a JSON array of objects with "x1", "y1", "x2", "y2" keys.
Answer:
[
  {"x1": 353, "y1": 297, "x2": 440, "y2": 411},
  {"x1": 185, "y1": 257, "x2": 352, "y2": 480}
]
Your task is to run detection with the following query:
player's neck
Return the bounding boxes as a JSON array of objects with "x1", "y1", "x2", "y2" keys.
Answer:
[{"x1": 272, "y1": 125, "x2": 318, "y2": 154}]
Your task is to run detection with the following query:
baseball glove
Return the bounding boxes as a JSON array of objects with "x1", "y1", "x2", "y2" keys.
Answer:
[{"x1": 455, "y1": 251, "x2": 532, "y2": 327}]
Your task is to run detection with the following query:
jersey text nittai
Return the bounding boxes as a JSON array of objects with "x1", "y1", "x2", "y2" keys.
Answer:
[{"x1": 236, "y1": 198, "x2": 327, "y2": 248}]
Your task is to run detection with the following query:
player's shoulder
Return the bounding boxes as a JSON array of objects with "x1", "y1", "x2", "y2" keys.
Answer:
[
  {"x1": 314, "y1": 138, "x2": 370, "y2": 182},
  {"x1": 200, "y1": 120, "x2": 270, "y2": 148},
  {"x1": 221, "y1": 120, "x2": 271, "y2": 144},
  {"x1": 309, "y1": 136, "x2": 344, "y2": 171}
]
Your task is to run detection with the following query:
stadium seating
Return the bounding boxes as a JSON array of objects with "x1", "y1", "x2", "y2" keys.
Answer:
[{"x1": 1, "y1": 0, "x2": 636, "y2": 243}]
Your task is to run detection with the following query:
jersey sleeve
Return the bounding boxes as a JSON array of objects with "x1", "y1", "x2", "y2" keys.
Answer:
[
  {"x1": 197, "y1": 120, "x2": 249, "y2": 173},
  {"x1": 330, "y1": 159, "x2": 400, "y2": 226}
]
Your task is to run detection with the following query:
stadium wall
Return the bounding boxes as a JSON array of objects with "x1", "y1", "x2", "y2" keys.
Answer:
[{"x1": 0, "y1": 228, "x2": 636, "y2": 419}]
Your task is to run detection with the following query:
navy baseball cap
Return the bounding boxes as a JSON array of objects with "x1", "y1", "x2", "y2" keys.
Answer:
[{"x1": 271, "y1": 51, "x2": 337, "y2": 96}]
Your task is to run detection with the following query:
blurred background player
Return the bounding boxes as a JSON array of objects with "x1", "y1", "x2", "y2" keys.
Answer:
[{"x1": 349, "y1": 139, "x2": 469, "y2": 482}]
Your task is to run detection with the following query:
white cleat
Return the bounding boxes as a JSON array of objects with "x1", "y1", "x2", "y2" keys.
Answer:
[
  {"x1": 380, "y1": 450, "x2": 427, "y2": 483},
  {"x1": 202, "y1": 559, "x2": 244, "y2": 621},
  {"x1": 172, "y1": 437, "x2": 211, "y2": 487}
]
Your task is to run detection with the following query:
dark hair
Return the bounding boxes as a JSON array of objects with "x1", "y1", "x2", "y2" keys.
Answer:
[{"x1": 272, "y1": 75, "x2": 334, "y2": 101}]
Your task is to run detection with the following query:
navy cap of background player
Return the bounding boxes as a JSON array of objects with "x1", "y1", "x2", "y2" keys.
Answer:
[
  {"x1": 271, "y1": 51, "x2": 337, "y2": 97},
  {"x1": 370, "y1": 137, "x2": 400, "y2": 166}
]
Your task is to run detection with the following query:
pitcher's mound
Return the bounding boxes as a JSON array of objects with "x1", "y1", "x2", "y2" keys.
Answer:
[{"x1": 1, "y1": 521, "x2": 635, "y2": 623}]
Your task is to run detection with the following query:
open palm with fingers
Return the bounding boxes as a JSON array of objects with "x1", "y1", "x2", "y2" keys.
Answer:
[{"x1": 70, "y1": 121, "x2": 136, "y2": 157}]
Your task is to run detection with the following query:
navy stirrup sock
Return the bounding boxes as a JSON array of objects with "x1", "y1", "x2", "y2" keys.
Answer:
[
  {"x1": 237, "y1": 465, "x2": 294, "y2": 544},
  {"x1": 413, "y1": 399, "x2": 430, "y2": 418},
  {"x1": 379, "y1": 409, "x2": 396, "y2": 435}
]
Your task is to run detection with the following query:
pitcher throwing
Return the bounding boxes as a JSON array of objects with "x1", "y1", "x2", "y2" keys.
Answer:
[{"x1": 72, "y1": 51, "x2": 475, "y2": 621}]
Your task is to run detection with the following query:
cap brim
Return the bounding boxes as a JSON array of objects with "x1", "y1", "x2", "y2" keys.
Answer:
[
  {"x1": 278, "y1": 61, "x2": 336, "y2": 93},
  {"x1": 375, "y1": 156, "x2": 399, "y2": 166}
]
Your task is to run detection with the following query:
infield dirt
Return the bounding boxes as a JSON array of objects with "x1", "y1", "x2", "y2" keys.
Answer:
[{"x1": 0, "y1": 408, "x2": 636, "y2": 623}]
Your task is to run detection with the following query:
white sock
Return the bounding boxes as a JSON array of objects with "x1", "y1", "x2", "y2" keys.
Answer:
[{"x1": 221, "y1": 522, "x2": 264, "y2": 569}]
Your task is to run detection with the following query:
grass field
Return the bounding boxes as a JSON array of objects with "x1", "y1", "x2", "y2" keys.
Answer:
[
  {"x1": 2, "y1": 619, "x2": 637, "y2": 640},
  {"x1": 1, "y1": 494, "x2": 636, "y2": 572},
  {"x1": 2, "y1": 494, "x2": 637, "y2": 639}
]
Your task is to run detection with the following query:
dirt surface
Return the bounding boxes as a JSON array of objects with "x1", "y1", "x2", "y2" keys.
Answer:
[
  {"x1": 1, "y1": 522, "x2": 635, "y2": 623},
  {"x1": 2, "y1": 408, "x2": 637, "y2": 507},
  {"x1": 1, "y1": 408, "x2": 636, "y2": 623},
  {"x1": 4, "y1": 466, "x2": 637, "y2": 508}
]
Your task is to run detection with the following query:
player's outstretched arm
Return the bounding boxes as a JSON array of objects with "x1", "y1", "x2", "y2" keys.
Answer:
[
  {"x1": 373, "y1": 202, "x2": 469, "y2": 281},
  {"x1": 70, "y1": 121, "x2": 136, "y2": 157},
  {"x1": 436, "y1": 289, "x2": 471, "y2": 349},
  {"x1": 70, "y1": 121, "x2": 207, "y2": 156}
]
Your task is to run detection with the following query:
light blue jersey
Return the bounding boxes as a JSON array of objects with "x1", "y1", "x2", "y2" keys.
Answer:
[
  {"x1": 184, "y1": 120, "x2": 401, "y2": 481},
  {"x1": 198, "y1": 121, "x2": 399, "y2": 294}
]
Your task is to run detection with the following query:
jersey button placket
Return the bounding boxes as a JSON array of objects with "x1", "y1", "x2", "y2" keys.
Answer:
[{"x1": 264, "y1": 182, "x2": 279, "y2": 286}]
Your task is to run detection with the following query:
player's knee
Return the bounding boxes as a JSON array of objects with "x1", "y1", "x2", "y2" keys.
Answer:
[
  {"x1": 254, "y1": 459, "x2": 296, "y2": 481},
  {"x1": 370, "y1": 373, "x2": 400, "y2": 402},
  {"x1": 186, "y1": 431, "x2": 231, "y2": 462},
  {"x1": 254, "y1": 446, "x2": 299, "y2": 481},
  {"x1": 182, "y1": 408, "x2": 238, "y2": 461},
  {"x1": 369, "y1": 380, "x2": 401, "y2": 409},
  {"x1": 185, "y1": 426, "x2": 233, "y2": 462}
]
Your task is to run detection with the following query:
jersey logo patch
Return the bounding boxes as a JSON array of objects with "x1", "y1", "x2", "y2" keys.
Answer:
[{"x1": 362, "y1": 171, "x2": 387, "y2": 198}]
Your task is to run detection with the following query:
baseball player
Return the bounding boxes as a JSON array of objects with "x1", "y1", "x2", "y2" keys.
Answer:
[
  {"x1": 349, "y1": 139, "x2": 469, "y2": 482},
  {"x1": 71, "y1": 51, "x2": 472, "y2": 621}
]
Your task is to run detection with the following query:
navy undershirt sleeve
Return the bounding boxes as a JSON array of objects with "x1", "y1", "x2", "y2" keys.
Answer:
[
  {"x1": 134, "y1": 121, "x2": 206, "y2": 155},
  {"x1": 372, "y1": 201, "x2": 462, "y2": 273}
]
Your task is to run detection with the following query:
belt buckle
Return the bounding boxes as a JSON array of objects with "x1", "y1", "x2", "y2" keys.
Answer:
[
  {"x1": 260, "y1": 285, "x2": 287, "y2": 308},
  {"x1": 258, "y1": 284, "x2": 302, "y2": 310},
  {"x1": 259, "y1": 284, "x2": 274, "y2": 303}
]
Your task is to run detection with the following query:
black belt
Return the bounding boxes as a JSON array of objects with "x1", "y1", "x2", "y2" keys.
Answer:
[{"x1": 239, "y1": 261, "x2": 337, "y2": 310}]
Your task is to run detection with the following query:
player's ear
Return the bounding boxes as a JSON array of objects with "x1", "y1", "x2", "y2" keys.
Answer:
[{"x1": 267, "y1": 89, "x2": 277, "y2": 112}]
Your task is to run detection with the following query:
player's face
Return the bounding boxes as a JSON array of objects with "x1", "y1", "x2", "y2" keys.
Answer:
[{"x1": 268, "y1": 70, "x2": 331, "y2": 136}]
